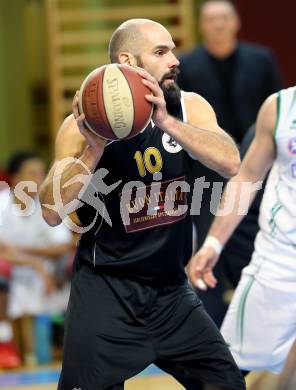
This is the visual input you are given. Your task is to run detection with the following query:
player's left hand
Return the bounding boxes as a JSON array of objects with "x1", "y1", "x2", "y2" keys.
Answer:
[
  {"x1": 72, "y1": 91, "x2": 107, "y2": 153},
  {"x1": 137, "y1": 69, "x2": 169, "y2": 128},
  {"x1": 187, "y1": 246, "x2": 218, "y2": 290}
]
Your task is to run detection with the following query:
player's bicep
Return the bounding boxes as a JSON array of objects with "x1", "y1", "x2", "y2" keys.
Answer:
[
  {"x1": 240, "y1": 94, "x2": 277, "y2": 182},
  {"x1": 46, "y1": 115, "x2": 86, "y2": 180},
  {"x1": 185, "y1": 92, "x2": 230, "y2": 135},
  {"x1": 40, "y1": 115, "x2": 85, "y2": 226},
  {"x1": 183, "y1": 93, "x2": 236, "y2": 161},
  {"x1": 55, "y1": 114, "x2": 86, "y2": 160}
]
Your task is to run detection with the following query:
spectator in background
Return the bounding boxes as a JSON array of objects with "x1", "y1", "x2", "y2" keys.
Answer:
[
  {"x1": 0, "y1": 241, "x2": 54, "y2": 368},
  {"x1": 178, "y1": 0, "x2": 282, "y2": 326},
  {"x1": 179, "y1": 0, "x2": 282, "y2": 144},
  {"x1": 0, "y1": 151, "x2": 72, "y2": 367}
]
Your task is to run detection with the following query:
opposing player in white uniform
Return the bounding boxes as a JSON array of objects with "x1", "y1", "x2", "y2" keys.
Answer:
[{"x1": 188, "y1": 86, "x2": 296, "y2": 374}]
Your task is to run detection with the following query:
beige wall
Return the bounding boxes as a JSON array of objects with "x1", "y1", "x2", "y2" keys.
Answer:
[
  {"x1": 0, "y1": 0, "x2": 199, "y2": 168},
  {"x1": 0, "y1": 0, "x2": 34, "y2": 167}
]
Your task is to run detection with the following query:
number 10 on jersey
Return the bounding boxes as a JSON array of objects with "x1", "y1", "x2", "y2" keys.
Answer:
[{"x1": 134, "y1": 147, "x2": 163, "y2": 177}]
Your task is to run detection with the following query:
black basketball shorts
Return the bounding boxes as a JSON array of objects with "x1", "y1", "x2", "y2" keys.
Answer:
[{"x1": 58, "y1": 257, "x2": 246, "y2": 390}]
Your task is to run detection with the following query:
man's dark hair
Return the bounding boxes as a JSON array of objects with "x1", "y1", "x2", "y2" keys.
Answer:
[{"x1": 6, "y1": 151, "x2": 41, "y2": 176}]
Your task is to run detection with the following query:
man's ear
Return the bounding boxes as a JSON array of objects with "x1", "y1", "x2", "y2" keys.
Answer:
[
  {"x1": 234, "y1": 14, "x2": 241, "y2": 34},
  {"x1": 118, "y1": 52, "x2": 137, "y2": 67}
]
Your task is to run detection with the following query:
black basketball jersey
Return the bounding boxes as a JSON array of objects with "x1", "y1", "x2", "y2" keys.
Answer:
[{"x1": 76, "y1": 99, "x2": 196, "y2": 285}]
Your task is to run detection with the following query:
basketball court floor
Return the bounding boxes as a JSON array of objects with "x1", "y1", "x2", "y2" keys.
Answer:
[
  {"x1": 0, "y1": 364, "x2": 184, "y2": 390},
  {"x1": 0, "y1": 364, "x2": 280, "y2": 390}
]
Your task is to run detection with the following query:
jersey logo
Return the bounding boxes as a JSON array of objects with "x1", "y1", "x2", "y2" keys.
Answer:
[
  {"x1": 162, "y1": 133, "x2": 182, "y2": 153},
  {"x1": 120, "y1": 176, "x2": 188, "y2": 233},
  {"x1": 288, "y1": 137, "x2": 296, "y2": 155}
]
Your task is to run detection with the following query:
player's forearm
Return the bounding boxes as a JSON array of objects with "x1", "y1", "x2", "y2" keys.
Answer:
[
  {"x1": 3, "y1": 252, "x2": 44, "y2": 271},
  {"x1": 21, "y1": 243, "x2": 71, "y2": 260},
  {"x1": 161, "y1": 116, "x2": 240, "y2": 178},
  {"x1": 207, "y1": 174, "x2": 262, "y2": 246},
  {"x1": 40, "y1": 146, "x2": 103, "y2": 226}
]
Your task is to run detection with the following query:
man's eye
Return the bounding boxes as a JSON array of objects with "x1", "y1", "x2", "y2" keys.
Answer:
[{"x1": 155, "y1": 51, "x2": 164, "y2": 56}]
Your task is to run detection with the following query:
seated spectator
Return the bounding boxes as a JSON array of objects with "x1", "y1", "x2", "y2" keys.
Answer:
[{"x1": 0, "y1": 151, "x2": 72, "y2": 367}]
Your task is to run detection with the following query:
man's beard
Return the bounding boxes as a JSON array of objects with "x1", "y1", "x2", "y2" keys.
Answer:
[
  {"x1": 160, "y1": 70, "x2": 181, "y2": 106},
  {"x1": 134, "y1": 56, "x2": 181, "y2": 105}
]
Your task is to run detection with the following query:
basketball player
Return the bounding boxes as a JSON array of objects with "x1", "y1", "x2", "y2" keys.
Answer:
[
  {"x1": 40, "y1": 19, "x2": 245, "y2": 390},
  {"x1": 188, "y1": 86, "x2": 296, "y2": 375}
]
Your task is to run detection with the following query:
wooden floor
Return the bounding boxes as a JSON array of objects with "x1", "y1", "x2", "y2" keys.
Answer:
[
  {"x1": 0, "y1": 366, "x2": 280, "y2": 390},
  {"x1": 1, "y1": 374, "x2": 184, "y2": 390},
  {"x1": 0, "y1": 363, "x2": 185, "y2": 390}
]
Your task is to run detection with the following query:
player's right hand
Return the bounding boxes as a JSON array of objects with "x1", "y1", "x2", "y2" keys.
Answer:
[
  {"x1": 72, "y1": 91, "x2": 107, "y2": 152},
  {"x1": 187, "y1": 246, "x2": 219, "y2": 290}
]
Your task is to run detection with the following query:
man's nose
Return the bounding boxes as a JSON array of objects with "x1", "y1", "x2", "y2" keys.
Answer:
[{"x1": 169, "y1": 53, "x2": 180, "y2": 68}]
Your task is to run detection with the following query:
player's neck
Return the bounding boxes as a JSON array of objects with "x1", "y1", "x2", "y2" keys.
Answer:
[{"x1": 204, "y1": 39, "x2": 238, "y2": 59}]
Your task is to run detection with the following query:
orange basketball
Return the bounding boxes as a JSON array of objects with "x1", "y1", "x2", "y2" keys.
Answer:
[{"x1": 78, "y1": 64, "x2": 154, "y2": 140}]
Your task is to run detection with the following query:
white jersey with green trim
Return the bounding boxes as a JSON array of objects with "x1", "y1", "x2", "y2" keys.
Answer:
[
  {"x1": 256, "y1": 86, "x2": 296, "y2": 261},
  {"x1": 274, "y1": 86, "x2": 296, "y2": 189},
  {"x1": 221, "y1": 88, "x2": 296, "y2": 374}
]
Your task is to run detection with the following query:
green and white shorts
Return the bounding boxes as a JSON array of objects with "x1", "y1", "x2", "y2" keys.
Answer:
[{"x1": 221, "y1": 250, "x2": 296, "y2": 374}]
